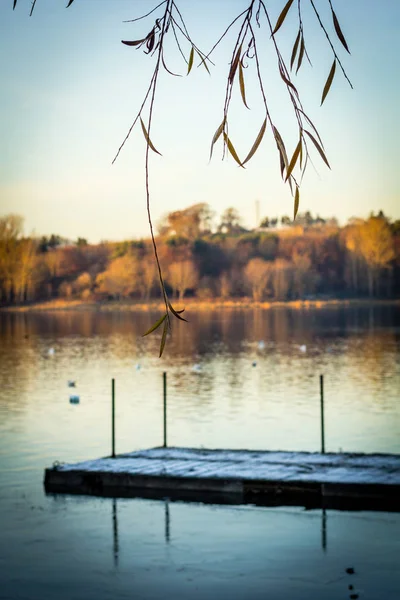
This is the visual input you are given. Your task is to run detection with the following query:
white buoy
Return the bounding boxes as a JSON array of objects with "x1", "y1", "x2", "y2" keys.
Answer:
[
  {"x1": 257, "y1": 341, "x2": 265, "y2": 350},
  {"x1": 48, "y1": 347, "x2": 55, "y2": 356},
  {"x1": 69, "y1": 395, "x2": 80, "y2": 404},
  {"x1": 135, "y1": 363, "x2": 141, "y2": 371},
  {"x1": 299, "y1": 344, "x2": 307, "y2": 353},
  {"x1": 67, "y1": 380, "x2": 76, "y2": 387},
  {"x1": 191, "y1": 364, "x2": 202, "y2": 373}
]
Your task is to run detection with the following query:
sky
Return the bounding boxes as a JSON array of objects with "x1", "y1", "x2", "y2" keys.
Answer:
[{"x1": 0, "y1": 0, "x2": 399, "y2": 243}]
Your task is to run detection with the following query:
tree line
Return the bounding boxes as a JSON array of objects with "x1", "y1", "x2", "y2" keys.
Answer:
[{"x1": 0, "y1": 205, "x2": 399, "y2": 306}]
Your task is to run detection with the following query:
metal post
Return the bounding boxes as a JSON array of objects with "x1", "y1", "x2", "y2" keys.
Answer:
[
  {"x1": 163, "y1": 371, "x2": 167, "y2": 448},
  {"x1": 320, "y1": 374, "x2": 325, "y2": 454},
  {"x1": 111, "y1": 378, "x2": 116, "y2": 458}
]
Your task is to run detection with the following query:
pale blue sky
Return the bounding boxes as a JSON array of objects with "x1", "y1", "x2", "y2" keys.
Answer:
[{"x1": 1, "y1": 0, "x2": 399, "y2": 242}]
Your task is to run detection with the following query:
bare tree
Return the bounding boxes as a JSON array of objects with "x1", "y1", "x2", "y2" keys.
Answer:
[{"x1": 244, "y1": 258, "x2": 272, "y2": 301}]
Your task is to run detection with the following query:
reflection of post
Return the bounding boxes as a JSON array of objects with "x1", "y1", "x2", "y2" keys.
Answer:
[
  {"x1": 165, "y1": 499, "x2": 170, "y2": 544},
  {"x1": 321, "y1": 508, "x2": 327, "y2": 552},
  {"x1": 112, "y1": 498, "x2": 119, "y2": 567}
]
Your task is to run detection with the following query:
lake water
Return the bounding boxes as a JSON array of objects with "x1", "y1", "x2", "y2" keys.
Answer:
[{"x1": 1, "y1": 305, "x2": 399, "y2": 599}]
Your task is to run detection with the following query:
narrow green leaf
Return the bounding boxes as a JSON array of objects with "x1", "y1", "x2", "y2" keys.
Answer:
[
  {"x1": 197, "y1": 51, "x2": 210, "y2": 74},
  {"x1": 293, "y1": 186, "x2": 300, "y2": 220},
  {"x1": 321, "y1": 60, "x2": 336, "y2": 105},
  {"x1": 285, "y1": 139, "x2": 302, "y2": 181},
  {"x1": 142, "y1": 313, "x2": 167, "y2": 337},
  {"x1": 304, "y1": 130, "x2": 331, "y2": 168},
  {"x1": 209, "y1": 118, "x2": 226, "y2": 161},
  {"x1": 272, "y1": 0, "x2": 295, "y2": 35},
  {"x1": 187, "y1": 46, "x2": 194, "y2": 75},
  {"x1": 239, "y1": 62, "x2": 250, "y2": 109},
  {"x1": 242, "y1": 118, "x2": 267, "y2": 165},
  {"x1": 332, "y1": 10, "x2": 350, "y2": 54},
  {"x1": 168, "y1": 301, "x2": 188, "y2": 322},
  {"x1": 229, "y1": 44, "x2": 242, "y2": 84},
  {"x1": 290, "y1": 30, "x2": 301, "y2": 71},
  {"x1": 140, "y1": 117, "x2": 162, "y2": 155},
  {"x1": 159, "y1": 320, "x2": 168, "y2": 357},
  {"x1": 223, "y1": 133, "x2": 243, "y2": 167},
  {"x1": 296, "y1": 34, "x2": 305, "y2": 74}
]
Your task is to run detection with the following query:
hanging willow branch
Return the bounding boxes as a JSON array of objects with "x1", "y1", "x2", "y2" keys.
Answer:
[{"x1": 14, "y1": 0, "x2": 352, "y2": 356}]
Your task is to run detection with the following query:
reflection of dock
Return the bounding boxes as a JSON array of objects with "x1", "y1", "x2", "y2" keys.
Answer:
[{"x1": 44, "y1": 447, "x2": 400, "y2": 511}]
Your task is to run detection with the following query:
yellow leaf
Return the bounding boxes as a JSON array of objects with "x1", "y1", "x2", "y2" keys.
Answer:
[
  {"x1": 140, "y1": 118, "x2": 162, "y2": 155},
  {"x1": 304, "y1": 129, "x2": 331, "y2": 169},
  {"x1": 242, "y1": 118, "x2": 267, "y2": 165},
  {"x1": 321, "y1": 60, "x2": 336, "y2": 106},
  {"x1": 209, "y1": 118, "x2": 226, "y2": 161},
  {"x1": 223, "y1": 133, "x2": 243, "y2": 167},
  {"x1": 159, "y1": 320, "x2": 168, "y2": 358},
  {"x1": 142, "y1": 313, "x2": 167, "y2": 337},
  {"x1": 293, "y1": 186, "x2": 300, "y2": 220},
  {"x1": 239, "y1": 62, "x2": 249, "y2": 109},
  {"x1": 272, "y1": 0, "x2": 295, "y2": 35},
  {"x1": 187, "y1": 46, "x2": 194, "y2": 75},
  {"x1": 285, "y1": 139, "x2": 302, "y2": 181}
]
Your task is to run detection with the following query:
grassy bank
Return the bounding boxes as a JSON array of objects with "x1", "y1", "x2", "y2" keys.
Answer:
[{"x1": 2, "y1": 297, "x2": 399, "y2": 313}]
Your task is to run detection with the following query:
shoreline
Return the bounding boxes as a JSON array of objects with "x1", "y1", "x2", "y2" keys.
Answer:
[{"x1": 1, "y1": 297, "x2": 399, "y2": 313}]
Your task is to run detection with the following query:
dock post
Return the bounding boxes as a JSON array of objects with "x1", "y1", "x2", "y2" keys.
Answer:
[
  {"x1": 320, "y1": 374, "x2": 325, "y2": 454},
  {"x1": 163, "y1": 371, "x2": 167, "y2": 448},
  {"x1": 111, "y1": 378, "x2": 116, "y2": 458}
]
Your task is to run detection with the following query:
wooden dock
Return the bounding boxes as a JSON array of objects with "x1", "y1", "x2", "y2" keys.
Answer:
[{"x1": 44, "y1": 447, "x2": 400, "y2": 511}]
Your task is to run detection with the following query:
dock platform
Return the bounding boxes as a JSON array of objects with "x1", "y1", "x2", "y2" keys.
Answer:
[{"x1": 44, "y1": 447, "x2": 400, "y2": 511}]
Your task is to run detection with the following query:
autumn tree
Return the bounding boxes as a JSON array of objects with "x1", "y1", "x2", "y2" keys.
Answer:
[
  {"x1": 95, "y1": 255, "x2": 138, "y2": 299},
  {"x1": 357, "y1": 217, "x2": 395, "y2": 296},
  {"x1": 271, "y1": 259, "x2": 292, "y2": 300},
  {"x1": 168, "y1": 260, "x2": 198, "y2": 301},
  {"x1": 244, "y1": 258, "x2": 272, "y2": 301}
]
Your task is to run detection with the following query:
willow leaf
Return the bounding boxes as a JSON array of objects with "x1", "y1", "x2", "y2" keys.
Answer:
[
  {"x1": 122, "y1": 38, "x2": 146, "y2": 47},
  {"x1": 187, "y1": 46, "x2": 194, "y2": 75},
  {"x1": 290, "y1": 30, "x2": 301, "y2": 71},
  {"x1": 223, "y1": 133, "x2": 243, "y2": 167},
  {"x1": 285, "y1": 139, "x2": 302, "y2": 181},
  {"x1": 159, "y1": 320, "x2": 168, "y2": 358},
  {"x1": 197, "y1": 51, "x2": 211, "y2": 74},
  {"x1": 273, "y1": 127, "x2": 289, "y2": 177},
  {"x1": 332, "y1": 10, "x2": 350, "y2": 54},
  {"x1": 168, "y1": 301, "x2": 188, "y2": 322},
  {"x1": 296, "y1": 34, "x2": 305, "y2": 74},
  {"x1": 209, "y1": 118, "x2": 226, "y2": 161},
  {"x1": 293, "y1": 186, "x2": 300, "y2": 220},
  {"x1": 140, "y1": 117, "x2": 162, "y2": 155},
  {"x1": 272, "y1": 0, "x2": 295, "y2": 35},
  {"x1": 242, "y1": 118, "x2": 267, "y2": 165},
  {"x1": 304, "y1": 129, "x2": 331, "y2": 168},
  {"x1": 321, "y1": 60, "x2": 336, "y2": 105},
  {"x1": 279, "y1": 63, "x2": 299, "y2": 97},
  {"x1": 239, "y1": 62, "x2": 250, "y2": 109},
  {"x1": 66, "y1": 0, "x2": 75, "y2": 6},
  {"x1": 142, "y1": 313, "x2": 167, "y2": 337},
  {"x1": 229, "y1": 45, "x2": 242, "y2": 84},
  {"x1": 13, "y1": 0, "x2": 17, "y2": 9}
]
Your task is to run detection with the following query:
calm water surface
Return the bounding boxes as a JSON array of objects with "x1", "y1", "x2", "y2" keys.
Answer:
[{"x1": 0, "y1": 305, "x2": 399, "y2": 599}]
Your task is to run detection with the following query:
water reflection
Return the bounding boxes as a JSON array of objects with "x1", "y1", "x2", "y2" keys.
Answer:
[{"x1": 0, "y1": 305, "x2": 399, "y2": 455}]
